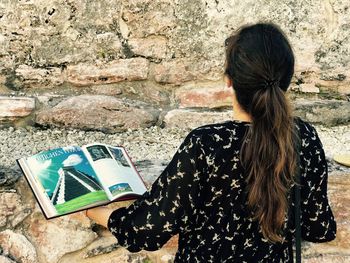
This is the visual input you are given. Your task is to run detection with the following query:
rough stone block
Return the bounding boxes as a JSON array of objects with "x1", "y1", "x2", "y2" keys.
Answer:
[
  {"x1": 0, "y1": 96, "x2": 35, "y2": 122},
  {"x1": 162, "y1": 109, "x2": 233, "y2": 129},
  {"x1": 83, "y1": 236, "x2": 120, "y2": 258},
  {"x1": 152, "y1": 58, "x2": 222, "y2": 85},
  {"x1": 298, "y1": 83, "x2": 320, "y2": 93},
  {"x1": 0, "y1": 33, "x2": 8, "y2": 56},
  {"x1": 175, "y1": 84, "x2": 233, "y2": 108},
  {"x1": 0, "y1": 230, "x2": 37, "y2": 263},
  {"x1": 122, "y1": 1, "x2": 176, "y2": 38},
  {"x1": 129, "y1": 36, "x2": 168, "y2": 59},
  {"x1": 328, "y1": 173, "x2": 350, "y2": 224},
  {"x1": 35, "y1": 95, "x2": 159, "y2": 132},
  {"x1": 0, "y1": 75, "x2": 6, "y2": 86},
  {"x1": 294, "y1": 99, "x2": 350, "y2": 126},
  {"x1": 0, "y1": 255, "x2": 16, "y2": 263},
  {"x1": 0, "y1": 192, "x2": 31, "y2": 228},
  {"x1": 152, "y1": 60, "x2": 194, "y2": 85},
  {"x1": 338, "y1": 85, "x2": 350, "y2": 95},
  {"x1": 66, "y1": 58, "x2": 150, "y2": 86},
  {"x1": 303, "y1": 255, "x2": 350, "y2": 263},
  {"x1": 134, "y1": 159, "x2": 168, "y2": 187},
  {"x1": 26, "y1": 214, "x2": 96, "y2": 263},
  {"x1": 15, "y1": 65, "x2": 64, "y2": 88},
  {"x1": 0, "y1": 193, "x2": 19, "y2": 227}
]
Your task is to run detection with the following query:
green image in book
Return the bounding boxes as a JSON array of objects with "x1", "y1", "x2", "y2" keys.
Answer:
[{"x1": 109, "y1": 183, "x2": 133, "y2": 196}]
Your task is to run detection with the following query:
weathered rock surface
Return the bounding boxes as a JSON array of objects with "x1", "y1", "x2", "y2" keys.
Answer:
[
  {"x1": 26, "y1": 213, "x2": 96, "y2": 263},
  {"x1": 35, "y1": 95, "x2": 159, "y2": 132},
  {"x1": 0, "y1": 192, "x2": 31, "y2": 228},
  {"x1": 161, "y1": 99, "x2": 350, "y2": 127},
  {"x1": 66, "y1": 58, "x2": 150, "y2": 86},
  {"x1": 293, "y1": 99, "x2": 350, "y2": 126},
  {"x1": 0, "y1": 230, "x2": 37, "y2": 263},
  {"x1": 337, "y1": 85, "x2": 350, "y2": 95},
  {"x1": 59, "y1": 247, "x2": 174, "y2": 263},
  {"x1": 0, "y1": 0, "x2": 349, "y2": 132},
  {"x1": 129, "y1": 36, "x2": 168, "y2": 60},
  {"x1": 82, "y1": 236, "x2": 120, "y2": 258},
  {"x1": 15, "y1": 65, "x2": 64, "y2": 89},
  {"x1": 152, "y1": 59, "x2": 195, "y2": 85},
  {"x1": 89, "y1": 82, "x2": 171, "y2": 105},
  {"x1": 162, "y1": 109, "x2": 233, "y2": 129},
  {"x1": 152, "y1": 59, "x2": 221, "y2": 85},
  {"x1": 134, "y1": 159, "x2": 168, "y2": 187},
  {"x1": 0, "y1": 255, "x2": 16, "y2": 263},
  {"x1": 0, "y1": 97, "x2": 35, "y2": 123},
  {"x1": 0, "y1": 0, "x2": 349, "y2": 90},
  {"x1": 175, "y1": 84, "x2": 233, "y2": 108},
  {"x1": 121, "y1": 0, "x2": 177, "y2": 38},
  {"x1": 0, "y1": 167, "x2": 23, "y2": 187},
  {"x1": 297, "y1": 83, "x2": 320, "y2": 93},
  {"x1": 303, "y1": 255, "x2": 350, "y2": 263}
]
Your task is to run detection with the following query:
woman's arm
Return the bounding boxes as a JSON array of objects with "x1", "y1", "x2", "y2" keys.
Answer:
[
  {"x1": 89, "y1": 130, "x2": 202, "y2": 252},
  {"x1": 86, "y1": 207, "x2": 114, "y2": 228},
  {"x1": 300, "y1": 123, "x2": 336, "y2": 242}
]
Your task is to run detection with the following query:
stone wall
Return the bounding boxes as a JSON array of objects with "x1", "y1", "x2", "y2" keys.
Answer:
[
  {"x1": 0, "y1": 0, "x2": 349, "y2": 130},
  {"x1": 0, "y1": 0, "x2": 350, "y2": 262}
]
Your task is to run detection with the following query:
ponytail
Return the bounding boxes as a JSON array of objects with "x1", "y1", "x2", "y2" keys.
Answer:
[
  {"x1": 241, "y1": 83, "x2": 297, "y2": 243},
  {"x1": 225, "y1": 23, "x2": 297, "y2": 242}
]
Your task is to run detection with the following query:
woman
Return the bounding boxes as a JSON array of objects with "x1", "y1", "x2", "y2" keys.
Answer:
[{"x1": 86, "y1": 22, "x2": 336, "y2": 262}]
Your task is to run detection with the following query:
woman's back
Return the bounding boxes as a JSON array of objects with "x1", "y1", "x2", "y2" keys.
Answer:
[
  {"x1": 107, "y1": 117, "x2": 336, "y2": 262},
  {"x1": 87, "y1": 22, "x2": 336, "y2": 262}
]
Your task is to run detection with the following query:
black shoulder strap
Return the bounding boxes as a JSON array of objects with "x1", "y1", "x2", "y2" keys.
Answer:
[{"x1": 294, "y1": 117, "x2": 302, "y2": 263}]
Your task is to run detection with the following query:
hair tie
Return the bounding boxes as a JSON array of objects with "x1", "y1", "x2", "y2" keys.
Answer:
[{"x1": 263, "y1": 79, "x2": 280, "y2": 90}]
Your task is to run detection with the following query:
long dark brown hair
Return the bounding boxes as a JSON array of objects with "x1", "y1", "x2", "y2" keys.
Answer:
[{"x1": 225, "y1": 23, "x2": 298, "y2": 243}]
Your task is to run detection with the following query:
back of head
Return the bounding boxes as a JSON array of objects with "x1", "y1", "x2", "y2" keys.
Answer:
[{"x1": 225, "y1": 22, "x2": 298, "y2": 243}]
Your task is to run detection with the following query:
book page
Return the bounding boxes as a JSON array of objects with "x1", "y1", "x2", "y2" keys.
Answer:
[
  {"x1": 24, "y1": 146, "x2": 109, "y2": 216},
  {"x1": 82, "y1": 144, "x2": 147, "y2": 200}
]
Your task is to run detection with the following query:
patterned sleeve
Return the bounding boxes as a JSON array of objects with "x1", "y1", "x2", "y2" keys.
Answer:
[
  {"x1": 299, "y1": 123, "x2": 336, "y2": 242},
  {"x1": 107, "y1": 130, "x2": 202, "y2": 252}
]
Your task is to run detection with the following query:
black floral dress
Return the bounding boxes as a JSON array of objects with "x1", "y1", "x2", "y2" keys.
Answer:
[{"x1": 108, "y1": 118, "x2": 336, "y2": 262}]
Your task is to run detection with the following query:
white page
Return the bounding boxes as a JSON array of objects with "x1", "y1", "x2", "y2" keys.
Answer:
[{"x1": 82, "y1": 144, "x2": 147, "y2": 200}]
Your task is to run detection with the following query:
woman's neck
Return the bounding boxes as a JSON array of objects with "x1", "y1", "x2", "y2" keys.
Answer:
[
  {"x1": 230, "y1": 88, "x2": 253, "y2": 123},
  {"x1": 232, "y1": 109, "x2": 252, "y2": 123}
]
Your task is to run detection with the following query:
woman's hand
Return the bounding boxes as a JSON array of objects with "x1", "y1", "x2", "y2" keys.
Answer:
[{"x1": 85, "y1": 206, "x2": 114, "y2": 228}]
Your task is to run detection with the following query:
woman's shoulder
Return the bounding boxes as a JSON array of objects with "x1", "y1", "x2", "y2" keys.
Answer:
[
  {"x1": 294, "y1": 117, "x2": 325, "y2": 154},
  {"x1": 294, "y1": 117, "x2": 321, "y2": 140},
  {"x1": 184, "y1": 120, "x2": 249, "y2": 149},
  {"x1": 190, "y1": 120, "x2": 249, "y2": 134}
]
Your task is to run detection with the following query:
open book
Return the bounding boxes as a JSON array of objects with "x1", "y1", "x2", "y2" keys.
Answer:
[{"x1": 17, "y1": 143, "x2": 147, "y2": 219}]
